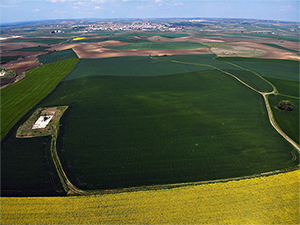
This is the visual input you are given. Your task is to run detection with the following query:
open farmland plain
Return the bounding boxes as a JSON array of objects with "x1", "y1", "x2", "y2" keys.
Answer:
[
  {"x1": 1, "y1": 21, "x2": 299, "y2": 223},
  {"x1": 27, "y1": 54, "x2": 296, "y2": 191}
]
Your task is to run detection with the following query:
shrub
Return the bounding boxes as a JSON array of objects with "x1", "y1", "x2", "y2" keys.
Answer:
[{"x1": 278, "y1": 100, "x2": 294, "y2": 111}]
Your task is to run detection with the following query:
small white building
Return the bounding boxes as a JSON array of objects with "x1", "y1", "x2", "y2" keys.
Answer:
[{"x1": 32, "y1": 115, "x2": 53, "y2": 129}]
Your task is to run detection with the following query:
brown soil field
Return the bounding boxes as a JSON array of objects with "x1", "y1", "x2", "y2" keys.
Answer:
[
  {"x1": 0, "y1": 41, "x2": 48, "y2": 52},
  {"x1": 264, "y1": 40, "x2": 299, "y2": 52},
  {"x1": 4, "y1": 36, "x2": 295, "y2": 61},
  {"x1": 48, "y1": 42, "x2": 212, "y2": 58},
  {"x1": 226, "y1": 41, "x2": 300, "y2": 60},
  {"x1": 1, "y1": 72, "x2": 26, "y2": 89},
  {"x1": 158, "y1": 36, "x2": 299, "y2": 60},
  {"x1": 164, "y1": 36, "x2": 299, "y2": 61},
  {"x1": 99, "y1": 40, "x2": 131, "y2": 46},
  {"x1": 1, "y1": 51, "x2": 46, "y2": 57},
  {"x1": 151, "y1": 36, "x2": 225, "y2": 43},
  {"x1": 1, "y1": 55, "x2": 40, "y2": 75},
  {"x1": 1, "y1": 77, "x2": 15, "y2": 86},
  {"x1": 255, "y1": 50, "x2": 300, "y2": 60}
]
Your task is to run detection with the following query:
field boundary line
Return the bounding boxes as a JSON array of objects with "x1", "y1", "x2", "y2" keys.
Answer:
[
  {"x1": 49, "y1": 107, "x2": 87, "y2": 195},
  {"x1": 262, "y1": 93, "x2": 300, "y2": 153},
  {"x1": 278, "y1": 93, "x2": 300, "y2": 99},
  {"x1": 221, "y1": 60, "x2": 279, "y2": 93}
]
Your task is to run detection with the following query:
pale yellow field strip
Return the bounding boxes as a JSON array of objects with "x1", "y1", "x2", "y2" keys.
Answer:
[{"x1": 1, "y1": 170, "x2": 299, "y2": 224}]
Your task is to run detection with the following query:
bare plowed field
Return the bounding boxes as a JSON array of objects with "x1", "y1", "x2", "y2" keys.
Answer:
[
  {"x1": 160, "y1": 36, "x2": 299, "y2": 60},
  {"x1": 227, "y1": 41, "x2": 300, "y2": 60},
  {"x1": 48, "y1": 42, "x2": 212, "y2": 58},
  {"x1": 0, "y1": 41, "x2": 48, "y2": 51},
  {"x1": 1, "y1": 56, "x2": 40, "y2": 75},
  {"x1": 151, "y1": 36, "x2": 225, "y2": 43},
  {"x1": 1, "y1": 51, "x2": 46, "y2": 57},
  {"x1": 48, "y1": 37, "x2": 299, "y2": 60}
]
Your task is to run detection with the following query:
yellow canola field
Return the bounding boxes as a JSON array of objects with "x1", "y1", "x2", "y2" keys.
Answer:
[
  {"x1": 1, "y1": 170, "x2": 299, "y2": 224},
  {"x1": 72, "y1": 37, "x2": 86, "y2": 41}
]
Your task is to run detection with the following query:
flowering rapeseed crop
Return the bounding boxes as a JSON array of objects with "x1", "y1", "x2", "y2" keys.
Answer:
[{"x1": 1, "y1": 170, "x2": 299, "y2": 224}]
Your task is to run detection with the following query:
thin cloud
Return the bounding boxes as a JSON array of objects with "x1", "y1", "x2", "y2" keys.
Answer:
[
  {"x1": 32, "y1": 8, "x2": 40, "y2": 12},
  {"x1": 47, "y1": 0, "x2": 67, "y2": 2},
  {"x1": 94, "y1": 6, "x2": 101, "y2": 9},
  {"x1": 92, "y1": 0, "x2": 110, "y2": 3},
  {"x1": 174, "y1": 2, "x2": 183, "y2": 6}
]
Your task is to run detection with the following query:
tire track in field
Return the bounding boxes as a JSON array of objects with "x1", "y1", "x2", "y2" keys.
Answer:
[
  {"x1": 151, "y1": 56, "x2": 300, "y2": 153},
  {"x1": 50, "y1": 123, "x2": 88, "y2": 195}
]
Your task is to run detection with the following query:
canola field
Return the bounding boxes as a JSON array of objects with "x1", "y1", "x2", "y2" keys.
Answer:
[{"x1": 1, "y1": 170, "x2": 299, "y2": 224}]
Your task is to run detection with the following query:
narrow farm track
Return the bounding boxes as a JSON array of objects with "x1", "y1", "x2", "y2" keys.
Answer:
[
  {"x1": 50, "y1": 132, "x2": 87, "y2": 195},
  {"x1": 152, "y1": 57, "x2": 300, "y2": 153},
  {"x1": 262, "y1": 93, "x2": 300, "y2": 153}
]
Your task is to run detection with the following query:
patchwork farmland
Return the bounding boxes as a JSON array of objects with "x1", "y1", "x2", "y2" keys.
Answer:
[{"x1": 1, "y1": 19, "x2": 299, "y2": 223}]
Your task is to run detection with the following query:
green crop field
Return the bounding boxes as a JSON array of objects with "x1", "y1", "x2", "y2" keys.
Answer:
[
  {"x1": 63, "y1": 55, "x2": 239, "y2": 81},
  {"x1": 113, "y1": 37, "x2": 151, "y2": 43},
  {"x1": 25, "y1": 54, "x2": 297, "y2": 191},
  {"x1": 221, "y1": 69, "x2": 273, "y2": 92},
  {"x1": 13, "y1": 46, "x2": 49, "y2": 52},
  {"x1": 105, "y1": 42, "x2": 208, "y2": 50},
  {"x1": 216, "y1": 57, "x2": 299, "y2": 81},
  {"x1": 38, "y1": 49, "x2": 78, "y2": 64},
  {"x1": 268, "y1": 95, "x2": 299, "y2": 144},
  {"x1": 0, "y1": 55, "x2": 20, "y2": 64},
  {"x1": 1, "y1": 51, "x2": 298, "y2": 196},
  {"x1": 1, "y1": 135, "x2": 64, "y2": 196},
  {"x1": 216, "y1": 56, "x2": 298, "y2": 65},
  {"x1": 4, "y1": 38, "x2": 67, "y2": 45},
  {"x1": 35, "y1": 69, "x2": 298, "y2": 190},
  {"x1": 1, "y1": 58, "x2": 79, "y2": 140},
  {"x1": 265, "y1": 77, "x2": 299, "y2": 97},
  {"x1": 238, "y1": 62, "x2": 300, "y2": 81},
  {"x1": 221, "y1": 33, "x2": 299, "y2": 42},
  {"x1": 261, "y1": 43, "x2": 299, "y2": 53},
  {"x1": 117, "y1": 32, "x2": 190, "y2": 38},
  {"x1": 216, "y1": 57, "x2": 299, "y2": 145}
]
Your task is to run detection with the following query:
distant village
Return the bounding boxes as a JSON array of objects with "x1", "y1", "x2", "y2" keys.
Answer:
[
  {"x1": 71, "y1": 21, "x2": 183, "y2": 32},
  {"x1": 47, "y1": 19, "x2": 299, "y2": 36}
]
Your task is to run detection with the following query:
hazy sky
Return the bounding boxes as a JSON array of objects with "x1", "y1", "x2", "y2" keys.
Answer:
[{"x1": 0, "y1": 0, "x2": 299, "y2": 24}]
